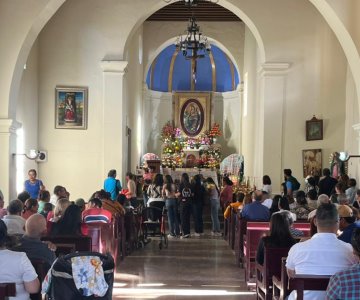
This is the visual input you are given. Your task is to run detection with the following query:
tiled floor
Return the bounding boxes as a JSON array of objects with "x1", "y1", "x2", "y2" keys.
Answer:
[{"x1": 113, "y1": 233, "x2": 256, "y2": 299}]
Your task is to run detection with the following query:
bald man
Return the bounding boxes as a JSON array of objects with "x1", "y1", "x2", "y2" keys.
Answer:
[{"x1": 13, "y1": 214, "x2": 56, "y2": 266}]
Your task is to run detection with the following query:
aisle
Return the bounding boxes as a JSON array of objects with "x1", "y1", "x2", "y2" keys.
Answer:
[{"x1": 113, "y1": 234, "x2": 256, "y2": 299}]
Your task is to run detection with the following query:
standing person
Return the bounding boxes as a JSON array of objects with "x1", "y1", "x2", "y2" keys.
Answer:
[
  {"x1": 24, "y1": 169, "x2": 45, "y2": 200},
  {"x1": 262, "y1": 175, "x2": 272, "y2": 195},
  {"x1": 283, "y1": 169, "x2": 300, "y2": 198},
  {"x1": 318, "y1": 168, "x2": 338, "y2": 197},
  {"x1": 205, "y1": 177, "x2": 222, "y2": 236},
  {"x1": 345, "y1": 178, "x2": 357, "y2": 204},
  {"x1": 162, "y1": 175, "x2": 180, "y2": 238},
  {"x1": 220, "y1": 177, "x2": 233, "y2": 212},
  {"x1": 176, "y1": 173, "x2": 193, "y2": 239},
  {"x1": 125, "y1": 172, "x2": 137, "y2": 207},
  {"x1": 147, "y1": 174, "x2": 164, "y2": 206},
  {"x1": 103, "y1": 169, "x2": 122, "y2": 201},
  {"x1": 192, "y1": 175, "x2": 205, "y2": 237}
]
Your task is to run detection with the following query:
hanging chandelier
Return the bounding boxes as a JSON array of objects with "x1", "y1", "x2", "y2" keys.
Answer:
[{"x1": 175, "y1": 16, "x2": 211, "y2": 60}]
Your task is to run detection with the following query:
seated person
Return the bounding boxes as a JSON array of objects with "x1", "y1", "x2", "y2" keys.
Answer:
[
  {"x1": 37, "y1": 190, "x2": 51, "y2": 214},
  {"x1": 0, "y1": 219, "x2": 40, "y2": 299},
  {"x1": 50, "y1": 204, "x2": 84, "y2": 236},
  {"x1": 40, "y1": 202, "x2": 53, "y2": 219},
  {"x1": 21, "y1": 198, "x2": 39, "y2": 220},
  {"x1": 49, "y1": 185, "x2": 67, "y2": 205},
  {"x1": 75, "y1": 198, "x2": 86, "y2": 213},
  {"x1": 261, "y1": 191, "x2": 273, "y2": 209},
  {"x1": 0, "y1": 194, "x2": 7, "y2": 219},
  {"x1": 291, "y1": 191, "x2": 311, "y2": 220},
  {"x1": 241, "y1": 190, "x2": 270, "y2": 221},
  {"x1": 99, "y1": 190, "x2": 125, "y2": 216},
  {"x1": 256, "y1": 212, "x2": 296, "y2": 265},
  {"x1": 337, "y1": 205, "x2": 360, "y2": 243},
  {"x1": 82, "y1": 198, "x2": 112, "y2": 224},
  {"x1": 3, "y1": 199, "x2": 26, "y2": 235},
  {"x1": 306, "y1": 189, "x2": 318, "y2": 210},
  {"x1": 286, "y1": 203, "x2": 358, "y2": 300},
  {"x1": 224, "y1": 192, "x2": 244, "y2": 219},
  {"x1": 278, "y1": 196, "x2": 297, "y2": 221},
  {"x1": 308, "y1": 194, "x2": 330, "y2": 220},
  {"x1": 326, "y1": 227, "x2": 360, "y2": 299},
  {"x1": 47, "y1": 198, "x2": 70, "y2": 223},
  {"x1": 12, "y1": 214, "x2": 56, "y2": 267},
  {"x1": 280, "y1": 210, "x2": 304, "y2": 237},
  {"x1": 17, "y1": 191, "x2": 30, "y2": 205}
]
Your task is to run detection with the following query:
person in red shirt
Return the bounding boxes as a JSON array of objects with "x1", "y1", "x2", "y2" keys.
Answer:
[
  {"x1": 220, "y1": 177, "x2": 234, "y2": 212},
  {"x1": 82, "y1": 198, "x2": 112, "y2": 224}
]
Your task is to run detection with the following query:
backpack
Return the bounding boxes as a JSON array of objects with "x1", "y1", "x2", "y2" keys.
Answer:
[
  {"x1": 289, "y1": 176, "x2": 301, "y2": 191},
  {"x1": 181, "y1": 187, "x2": 192, "y2": 202}
]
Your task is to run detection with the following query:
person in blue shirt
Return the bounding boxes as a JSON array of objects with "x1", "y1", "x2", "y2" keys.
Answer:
[
  {"x1": 338, "y1": 205, "x2": 360, "y2": 243},
  {"x1": 24, "y1": 169, "x2": 45, "y2": 199},
  {"x1": 241, "y1": 190, "x2": 270, "y2": 221},
  {"x1": 104, "y1": 169, "x2": 122, "y2": 201}
]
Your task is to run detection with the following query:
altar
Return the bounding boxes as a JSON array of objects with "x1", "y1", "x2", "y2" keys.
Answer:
[{"x1": 162, "y1": 167, "x2": 218, "y2": 184}]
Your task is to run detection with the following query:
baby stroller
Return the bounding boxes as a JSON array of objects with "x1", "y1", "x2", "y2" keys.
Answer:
[
  {"x1": 43, "y1": 251, "x2": 114, "y2": 300},
  {"x1": 140, "y1": 201, "x2": 168, "y2": 249}
]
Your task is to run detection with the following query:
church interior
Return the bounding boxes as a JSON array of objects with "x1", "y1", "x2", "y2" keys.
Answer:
[{"x1": 1, "y1": 0, "x2": 360, "y2": 299}]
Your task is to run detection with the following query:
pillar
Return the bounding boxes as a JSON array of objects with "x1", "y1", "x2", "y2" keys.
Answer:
[
  {"x1": 101, "y1": 60, "x2": 128, "y2": 183},
  {"x1": 259, "y1": 63, "x2": 290, "y2": 193},
  {"x1": 0, "y1": 118, "x2": 21, "y2": 203}
]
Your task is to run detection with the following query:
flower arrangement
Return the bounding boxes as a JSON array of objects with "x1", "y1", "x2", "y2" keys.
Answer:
[{"x1": 208, "y1": 123, "x2": 222, "y2": 138}]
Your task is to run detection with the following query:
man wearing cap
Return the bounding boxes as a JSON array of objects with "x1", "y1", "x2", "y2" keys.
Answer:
[{"x1": 338, "y1": 205, "x2": 360, "y2": 244}]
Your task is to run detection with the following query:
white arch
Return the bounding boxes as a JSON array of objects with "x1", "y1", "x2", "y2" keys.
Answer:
[
  {"x1": 308, "y1": 0, "x2": 360, "y2": 104},
  {"x1": 8, "y1": 0, "x2": 66, "y2": 117},
  {"x1": 123, "y1": 0, "x2": 266, "y2": 65},
  {"x1": 143, "y1": 36, "x2": 242, "y2": 82}
]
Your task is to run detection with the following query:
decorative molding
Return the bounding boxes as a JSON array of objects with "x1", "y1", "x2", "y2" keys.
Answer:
[
  {"x1": 258, "y1": 62, "x2": 291, "y2": 77},
  {"x1": 0, "y1": 119, "x2": 22, "y2": 134},
  {"x1": 168, "y1": 48, "x2": 179, "y2": 92},
  {"x1": 209, "y1": 51, "x2": 217, "y2": 92},
  {"x1": 100, "y1": 60, "x2": 128, "y2": 74}
]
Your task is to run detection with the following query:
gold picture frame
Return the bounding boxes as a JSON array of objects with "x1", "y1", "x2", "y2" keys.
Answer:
[
  {"x1": 173, "y1": 92, "x2": 211, "y2": 137},
  {"x1": 302, "y1": 149, "x2": 322, "y2": 177}
]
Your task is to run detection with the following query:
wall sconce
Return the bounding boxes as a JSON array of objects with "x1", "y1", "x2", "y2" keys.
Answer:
[
  {"x1": 338, "y1": 152, "x2": 360, "y2": 162},
  {"x1": 13, "y1": 150, "x2": 47, "y2": 162}
]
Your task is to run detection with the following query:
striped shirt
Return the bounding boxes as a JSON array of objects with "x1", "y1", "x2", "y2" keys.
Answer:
[{"x1": 82, "y1": 208, "x2": 112, "y2": 224}]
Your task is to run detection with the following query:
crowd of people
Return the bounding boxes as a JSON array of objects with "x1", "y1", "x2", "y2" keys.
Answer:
[{"x1": 1, "y1": 165, "x2": 360, "y2": 299}]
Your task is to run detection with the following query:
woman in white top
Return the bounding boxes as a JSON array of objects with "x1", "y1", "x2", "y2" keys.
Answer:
[
  {"x1": 0, "y1": 219, "x2": 40, "y2": 300},
  {"x1": 125, "y1": 172, "x2": 137, "y2": 207},
  {"x1": 262, "y1": 175, "x2": 272, "y2": 195}
]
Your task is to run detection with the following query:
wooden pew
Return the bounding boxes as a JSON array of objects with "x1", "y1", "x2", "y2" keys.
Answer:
[
  {"x1": 234, "y1": 215, "x2": 247, "y2": 267},
  {"x1": 272, "y1": 257, "x2": 331, "y2": 300},
  {"x1": 86, "y1": 222, "x2": 113, "y2": 254},
  {"x1": 0, "y1": 283, "x2": 16, "y2": 300},
  {"x1": 30, "y1": 258, "x2": 48, "y2": 300},
  {"x1": 228, "y1": 208, "x2": 237, "y2": 249},
  {"x1": 41, "y1": 235, "x2": 92, "y2": 257},
  {"x1": 292, "y1": 222, "x2": 311, "y2": 237},
  {"x1": 255, "y1": 247, "x2": 291, "y2": 300},
  {"x1": 114, "y1": 214, "x2": 126, "y2": 261},
  {"x1": 243, "y1": 222, "x2": 269, "y2": 283}
]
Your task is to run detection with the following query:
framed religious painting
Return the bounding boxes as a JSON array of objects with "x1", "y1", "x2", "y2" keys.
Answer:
[
  {"x1": 173, "y1": 92, "x2": 211, "y2": 137},
  {"x1": 55, "y1": 86, "x2": 88, "y2": 129},
  {"x1": 306, "y1": 116, "x2": 323, "y2": 141},
  {"x1": 302, "y1": 149, "x2": 322, "y2": 177}
]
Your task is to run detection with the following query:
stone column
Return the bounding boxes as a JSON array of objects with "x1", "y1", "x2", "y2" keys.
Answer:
[
  {"x1": 351, "y1": 123, "x2": 360, "y2": 180},
  {"x1": 259, "y1": 63, "x2": 290, "y2": 193},
  {"x1": 0, "y1": 119, "x2": 21, "y2": 202},
  {"x1": 100, "y1": 61, "x2": 128, "y2": 183}
]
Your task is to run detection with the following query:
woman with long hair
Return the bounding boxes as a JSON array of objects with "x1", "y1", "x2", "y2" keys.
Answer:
[
  {"x1": 21, "y1": 198, "x2": 39, "y2": 220},
  {"x1": 50, "y1": 204, "x2": 83, "y2": 236},
  {"x1": 205, "y1": 177, "x2": 222, "y2": 236},
  {"x1": 262, "y1": 175, "x2": 272, "y2": 195},
  {"x1": 256, "y1": 212, "x2": 296, "y2": 265},
  {"x1": 175, "y1": 173, "x2": 193, "y2": 238},
  {"x1": 220, "y1": 177, "x2": 233, "y2": 212},
  {"x1": 192, "y1": 175, "x2": 205, "y2": 237},
  {"x1": 162, "y1": 175, "x2": 179, "y2": 238},
  {"x1": 269, "y1": 195, "x2": 282, "y2": 215}
]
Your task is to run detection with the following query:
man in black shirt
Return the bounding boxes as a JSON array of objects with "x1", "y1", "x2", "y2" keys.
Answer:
[{"x1": 318, "y1": 168, "x2": 338, "y2": 196}]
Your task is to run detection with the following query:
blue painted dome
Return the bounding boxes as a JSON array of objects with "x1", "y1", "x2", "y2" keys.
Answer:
[{"x1": 146, "y1": 44, "x2": 240, "y2": 92}]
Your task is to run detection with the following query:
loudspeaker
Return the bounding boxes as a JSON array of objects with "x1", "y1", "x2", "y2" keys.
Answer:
[{"x1": 36, "y1": 151, "x2": 47, "y2": 162}]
